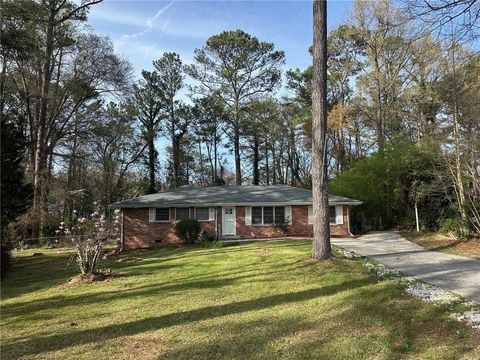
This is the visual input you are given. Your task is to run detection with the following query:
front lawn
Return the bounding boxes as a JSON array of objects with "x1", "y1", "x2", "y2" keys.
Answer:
[
  {"x1": 1, "y1": 241, "x2": 479, "y2": 359},
  {"x1": 400, "y1": 231, "x2": 480, "y2": 259}
]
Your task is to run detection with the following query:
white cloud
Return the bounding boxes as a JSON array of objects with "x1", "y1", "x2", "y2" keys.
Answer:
[
  {"x1": 122, "y1": 1, "x2": 174, "y2": 40},
  {"x1": 89, "y1": 9, "x2": 144, "y2": 28}
]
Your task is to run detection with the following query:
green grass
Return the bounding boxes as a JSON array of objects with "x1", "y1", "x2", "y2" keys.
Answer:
[{"x1": 1, "y1": 241, "x2": 479, "y2": 359}]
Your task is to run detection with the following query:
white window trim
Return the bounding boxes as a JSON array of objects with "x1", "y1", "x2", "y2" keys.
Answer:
[
  {"x1": 308, "y1": 205, "x2": 341, "y2": 225},
  {"x1": 251, "y1": 206, "x2": 288, "y2": 226},
  {"x1": 194, "y1": 207, "x2": 211, "y2": 222},
  {"x1": 209, "y1": 207, "x2": 216, "y2": 221},
  {"x1": 335, "y1": 205, "x2": 344, "y2": 225},
  {"x1": 149, "y1": 208, "x2": 170, "y2": 223},
  {"x1": 245, "y1": 206, "x2": 252, "y2": 225}
]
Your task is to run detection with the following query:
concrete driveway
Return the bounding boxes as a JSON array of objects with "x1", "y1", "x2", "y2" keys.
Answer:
[{"x1": 332, "y1": 232, "x2": 480, "y2": 304}]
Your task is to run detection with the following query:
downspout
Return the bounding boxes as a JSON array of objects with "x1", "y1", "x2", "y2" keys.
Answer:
[
  {"x1": 215, "y1": 206, "x2": 218, "y2": 241},
  {"x1": 120, "y1": 209, "x2": 124, "y2": 251},
  {"x1": 347, "y1": 206, "x2": 354, "y2": 237}
]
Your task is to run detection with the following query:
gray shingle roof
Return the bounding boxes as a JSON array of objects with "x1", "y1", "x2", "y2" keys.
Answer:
[{"x1": 110, "y1": 185, "x2": 362, "y2": 208}]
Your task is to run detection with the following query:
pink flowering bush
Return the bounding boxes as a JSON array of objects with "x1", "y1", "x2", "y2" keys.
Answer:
[{"x1": 57, "y1": 202, "x2": 121, "y2": 275}]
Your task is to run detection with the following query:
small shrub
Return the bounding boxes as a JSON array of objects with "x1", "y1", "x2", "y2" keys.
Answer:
[
  {"x1": 273, "y1": 217, "x2": 290, "y2": 237},
  {"x1": 1, "y1": 241, "x2": 12, "y2": 279},
  {"x1": 201, "y1": 230, "x2": 214, "y2": 242},
  {"x1": 41, "y1": 216, "x2": 62, "y2": 238},
  {"x1": 440, "y1": 218, "x2": 469, "y2": 238},
  {"x1": 175, "y1": 219, "x2": 202, "y2": 244}
]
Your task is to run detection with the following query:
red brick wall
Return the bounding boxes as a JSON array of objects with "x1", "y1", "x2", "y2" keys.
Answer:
[
  {"x1": 235, "y1": 206, "x2": 284, "y2": 238},
  {"x1": 122, "y1": 205, "x2": 351, "y2": 249},
  {"x1": 330, "y1": 206, "x2": 350, "y2": 237},
  {"x1": 122, "y1": 208, "x2": 216, "y2": 250},
  {"x1": 233, "y1": 205, "x2": 349, "y2": 239}
]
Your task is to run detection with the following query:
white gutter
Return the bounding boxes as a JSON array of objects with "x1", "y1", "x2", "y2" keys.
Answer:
[{"x1": 119, "y1": 210, "x2": 125, "y2": 251}]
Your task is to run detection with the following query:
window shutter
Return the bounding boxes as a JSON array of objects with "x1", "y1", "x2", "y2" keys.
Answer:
[
  {"x1": 149, "y1": 208, "x2": 155, "y2": 223},
  {"x1": 285, "y1": 206, "x2": 292, "y2": 225},
  {"x1": 335, "y1": 206, "x2": 344, "y2": 225},
  {"x1": 245, "y1": 206, "x2": 252, "y2": 225},
  {"x1": 209, "y1": 207, "x2": 215, "y2": 220},
  {"x1": 308, "y1": 206, "x2": 313, "y2": 225}
]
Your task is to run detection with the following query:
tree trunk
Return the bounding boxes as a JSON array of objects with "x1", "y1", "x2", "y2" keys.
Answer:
[
  {"x1": 452, "y1": 99, "x2": 467, "y2": 222},
  {"x1": 214, "y1": 133, "x2": 218, "y2": 184},
  {"x1": 33, "y1": 1, "x2": 56, "y2": 238},
  {"x1": 147, "y1": 130, "x2": 156, "y2": 194},
  {"x1": 253, "y1": 134, "x2": 259, "y2": 185},
  {"x1": 233, "y1": 107, "x2": 242, "y2": 185},
  {"x1": 373, "y1": 48, "x2": 384, "y2": 154},
  {"x1": 170, "y1": 114, "x2": 178, "y2": 188},
  {"x1": 265, "y1": 140, "x2": 270, "y2": 185},
  {"x1": 450, "y1": 43, "x2": 467, "y2": 223},
  {"x1": 271, "y1": 144, "x2": 277, "y2": 185},
  {"x1": 311, "y1": 0, "x2": 331, "y2": 259}
]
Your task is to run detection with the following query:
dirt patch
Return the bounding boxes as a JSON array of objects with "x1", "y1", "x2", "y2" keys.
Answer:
[
  {"x1": 59, "y1": 269, "x2": 124, "y2": 289},
  {"x1": 256, "y1": 248, "x2": 271, "y2": 255},
  {"x1": 121, "y1": 334, "x2": 172, "y2": 359},
  {"x1": 451, "y1": 239, "x2": 480, "y2": 258},
  {"x1": 400, "y1": 231, "x2": 480, "y2": 258}
]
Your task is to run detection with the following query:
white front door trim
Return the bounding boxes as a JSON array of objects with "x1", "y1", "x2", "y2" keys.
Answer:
[{"x1": 222, "y1": 206, "x2": 236, "y2": 236}]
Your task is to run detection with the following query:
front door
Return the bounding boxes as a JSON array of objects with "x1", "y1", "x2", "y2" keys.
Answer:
[{"x1": 222, "y1": 207, "x2": 236, "y2": 236}]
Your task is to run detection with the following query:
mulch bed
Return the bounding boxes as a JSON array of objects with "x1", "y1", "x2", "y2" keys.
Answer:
[{"x1": 59, "y1": 269, "x2": 124, "y2": 289}]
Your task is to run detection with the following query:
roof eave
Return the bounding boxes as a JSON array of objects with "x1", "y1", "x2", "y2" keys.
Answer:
[{"x1": 109, "y1": 201, "x2": 363, "y2": 208}]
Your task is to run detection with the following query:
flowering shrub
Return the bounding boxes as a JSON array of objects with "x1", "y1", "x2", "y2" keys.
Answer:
[{"x1": 57, "y1": 202, "x2": 121, "y2": 275}]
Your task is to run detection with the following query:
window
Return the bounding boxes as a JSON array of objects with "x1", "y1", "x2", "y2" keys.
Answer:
[
  {"x1": 308, "y1": 206, "x2": 336, "y2": 225},
  {"x1": 195, "y1": 208, "x2": 209, "y2": 221},
  {"x1": 252, "y1": 207, "x2": 262, "y2": 224},
  {"x1": 274, "y1": 206, "x2": 285, "y2": 224},
  {"x1": 251, "y1": 206, "x2": 285, "y2": 225},
  {"x1": 176, "y1": 207, "x2": 190, "y2": 221},
  {"x1": 263, "y1": 207, "x2": 274, "y2": 224},
  {"x1": 155, "y1": 208, "x2": 170, "y2": 222},
  {"x1": 329, "y1": 206, "x2": 336, "y2": 224}
]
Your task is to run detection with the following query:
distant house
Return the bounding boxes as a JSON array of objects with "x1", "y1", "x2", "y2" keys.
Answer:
[{"x1": 110, "y1": 185, "x2": 362, "y2": 250}]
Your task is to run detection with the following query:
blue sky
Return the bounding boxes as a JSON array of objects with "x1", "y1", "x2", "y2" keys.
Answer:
[
  {"x1": 87, "y1": 0, "x2": 353, "y2": 78},
  {"x1": 87, "y1": 1, "x2": 353, "y2": 172}
]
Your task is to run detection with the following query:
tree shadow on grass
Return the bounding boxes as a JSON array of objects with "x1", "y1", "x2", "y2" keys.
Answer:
[
  {"x1": 163, "y1": 282, "x2": 480, "y2": 360},
  {"x1": 1, "y1": 245, "x2": 230, "y2": 300},
  {"x1": 2, "y1": 241, "x2": 309, "y2": 300},
  {"x1": 2, "y1": 279, "x2": 367, "y2": 358},
  {"x1": 289, "y1": 283, "x2": 480, "y2": 359},
  {"x1": 160, "y1": 316, "x2": 318, "y2": 360},
  {"x1": 1, "y1": 257, "x2": 318, "y2": 325},
  {"x1": 1, "y1": 253, "x2": 79, "y2": 300}
]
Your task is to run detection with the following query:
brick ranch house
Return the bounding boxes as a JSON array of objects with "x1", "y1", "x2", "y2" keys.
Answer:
[{"x1": 110, "y1": 185, "x2": 362, "y2": 250}]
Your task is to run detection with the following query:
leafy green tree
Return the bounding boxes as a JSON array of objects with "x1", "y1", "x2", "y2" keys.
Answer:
[
  {"x1": 153, "y1": 52, "x2": 188, "y2": 188},
  {"x1": 191, "y1": 96, "x2": 226, "y2": 185},
  {"x1": 187, "y1": 29, "x2": 285, "y2": 185},
  {"x1": 1, "y1": 0, "x2": 130, "y2": 237},
  {"x1": 89, "y1": 103, "x2": 145, "y2": 206},
  {"x1": 243, "y1": 98, "x2": 279, "y2": 185},
  {"x1": 0, "y1": 116, "x2": 32, "y2": 278},
  {"x1": 132, "y1": 70, "x2": 164, "y2": 194}
]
